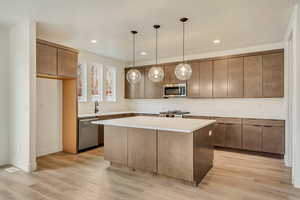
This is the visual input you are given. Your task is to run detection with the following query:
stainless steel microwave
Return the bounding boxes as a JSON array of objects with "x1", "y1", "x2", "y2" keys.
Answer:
[{"x1": 163, "y1": 83, "x2": 187, "y2": 97}]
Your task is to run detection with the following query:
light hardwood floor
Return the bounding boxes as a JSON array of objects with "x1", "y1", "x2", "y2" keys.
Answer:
[{"x1": 0, "y1": 148, "x2": 299, "y2": 200}]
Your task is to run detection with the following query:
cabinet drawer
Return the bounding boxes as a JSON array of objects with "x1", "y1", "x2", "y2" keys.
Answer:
[
  {"x1": 215, "y1": 117, "x2": 242, "y2": 124},
  {"x1": 243, "y1": 119, "x2": 284, "y2": 127}
]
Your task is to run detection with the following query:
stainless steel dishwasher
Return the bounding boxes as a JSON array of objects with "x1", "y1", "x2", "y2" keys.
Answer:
[{"x1": 78, "y1": 118, "x2": 99, "y2": 151}]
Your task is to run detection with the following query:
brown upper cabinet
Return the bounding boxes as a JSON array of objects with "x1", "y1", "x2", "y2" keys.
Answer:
[
  {"x1": 144, "y1": 65, "x2": 163, "y2": 99},
  {"x1": 124, "y1": 49, "x2": 284, "y2": 99},
  {"x1": 262, "y1": 53, "x2": 284, "y2": 97},
  {"x1": 188, "y1": 61, "x2": 213, "y2": 98},
  {"x1": 244, "y1": 55, "x2": 263, "y2": 98},
  {"x1": 213, "y1": 59, "x2": 228, "y2": 97},
  {"x1": 36, "y1": 39, "x2": 79, "y2": 79},
  {"x1": 36, "y1": 43, "x2": 58, "y2": 76},
  {"x1": 227, "y1": 57, "x2": 244, "y2": 97},
  {"x1": 163, "y1": 63, "x2": 185, "y2": 84},
  {"x1": 58, "y1": 49, "x2": 78, "y2": 78},
  {"x1": 187, "y1": 62, "x2": 200, "y2": 97},
  {"x1": 199, "y1": 61, "x2": 213, "y2": 98},
  {"x1": 125, "y1": 67, "x2": 145, "y2": 99}
]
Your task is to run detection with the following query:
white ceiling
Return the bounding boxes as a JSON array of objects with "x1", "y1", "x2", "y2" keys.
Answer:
[{"x1": 0, "y1": 0, "x2": 297, "y2": 62}]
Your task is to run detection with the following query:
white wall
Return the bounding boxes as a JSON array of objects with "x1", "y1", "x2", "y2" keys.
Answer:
[
  {"x1": 9, "y1": 21, "x2": 37, "y2": 172},
  {"x1": 36, "y1": 78, "x2": 62, "y2": 157},
  {"x1": 128, "y1": 42, "x2": 286, "y2": 120},
  {"x1": 0, "y1": 26, "x2": 10, "y2": 166},
  {"x1": 78, "y1": 50, "x2": 129, "y2": 114},
  {"x1": 285, "y1": 4, "x2": 300, "y2": 189},
  {"x1": 128, "y1": 98, "x2": 285, "y2": 119}
]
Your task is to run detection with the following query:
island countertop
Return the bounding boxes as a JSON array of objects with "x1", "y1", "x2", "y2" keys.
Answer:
[{"x1": 92, "y1": 116, "x2": 216, "y2": 133}]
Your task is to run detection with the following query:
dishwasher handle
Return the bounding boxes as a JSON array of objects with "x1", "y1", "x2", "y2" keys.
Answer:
[{"x1": 79, "y1": 118, "x2": 99, "y2": 126}]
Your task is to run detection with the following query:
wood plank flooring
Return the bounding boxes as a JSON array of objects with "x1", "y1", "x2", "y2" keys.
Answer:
[{"x1": 0, "y1": 148, "x2": 299, "y2": 200}]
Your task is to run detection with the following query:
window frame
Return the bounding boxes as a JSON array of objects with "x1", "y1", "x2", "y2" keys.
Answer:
[{"x1": 77, "y1": 61, "x2": 88, "y2": 102}]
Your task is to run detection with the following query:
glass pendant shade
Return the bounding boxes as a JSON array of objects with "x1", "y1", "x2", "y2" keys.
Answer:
[
  {"x1": 126, "y1": 69, "x2": 141, "y2": 84},
  {"x1": 175, "y1": 63, "x2": 192, "y2": 81},
  {"x1": 148, "y1": 66, "x2": 164, "y2": 82}
]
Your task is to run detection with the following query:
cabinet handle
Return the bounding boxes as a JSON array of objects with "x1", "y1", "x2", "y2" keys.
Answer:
[{"x1": 264, "y1": 125, "x2": 272, "y2": 128}]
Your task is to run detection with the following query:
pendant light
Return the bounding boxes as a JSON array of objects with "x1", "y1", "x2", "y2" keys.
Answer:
[
  {"x1": 175, "y1": 17, "x2": 192, "y2": 81},
  {"x1": 148, "y1": 25, "x2": 164, "y2": 82},
  {"x1": 126, "y1": 30, "x2": 142, "y2": 84}
]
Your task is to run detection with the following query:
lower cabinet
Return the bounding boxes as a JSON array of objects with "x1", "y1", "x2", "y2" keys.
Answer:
[
  {"x1": 185, "y1": 116, "x2": 285, "y2": 156},
  {"x1": 242, "y1": 125, "x2": 263, "y2": 151},
  {"x1": 262, "y1": 126, "x2": 284, "y2": 154},
  {"x1": 225, "y1": 124, "x2": 242, "y2": 148},
  {"x1": 213, "y1": 123, "x2": 226, "y2": 147},
  {"x1": 213, "y1": 118, "x2": 242, "y2": 149},
  {"x1": 99, "y1": 125, "x2": 104, "y2": 145},
  {"x1": 242, "y1": 119, "x2": 285, "y2": 155}
]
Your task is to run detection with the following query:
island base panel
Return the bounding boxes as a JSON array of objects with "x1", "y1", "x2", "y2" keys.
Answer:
[
  {"x1": 127, "y1": 128, "x2": 157, "y2": 172},
  {"x1": 193, "y1": 125, "x2": 214, "y2": 184},
  {"x1": 104, "y1": 126, "x2": 127, "y2": 166}
]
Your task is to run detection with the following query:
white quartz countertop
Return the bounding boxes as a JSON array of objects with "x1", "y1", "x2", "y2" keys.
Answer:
[
  {"x1": 78, "y1": 111, "x2": 132, "y2": 118},
  {"x1": 78, "y1": 111, "x2": 159, "y2": 118},
  {"x1": 92, "y1": 116, "x2": 216, "y2": 133}
]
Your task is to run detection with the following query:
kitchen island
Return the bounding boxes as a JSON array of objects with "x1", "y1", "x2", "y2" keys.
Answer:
[{"x1": 93, "y1": 116, "x2": 215, "y2": 185}]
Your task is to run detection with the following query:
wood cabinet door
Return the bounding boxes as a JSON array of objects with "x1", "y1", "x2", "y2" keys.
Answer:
[
  {"x1": 262, "y1": 126, "x2": 284, "y2": 154},
  {"x1": 164, "y1": 63, "x2": 184, "y2": 84},
  {"x1": 262, "y1": 53, "x2": 284, "y2": 97},
  {"x1": 144, "y1": 66, "x2": 163, "y2": 99},
  {"x1": 244, "y1": 55, "x2": 263, "y2": 97},
  {"x1": 199, "y1": 61, "x2": 213, "y2": 98},
  {"x1": 187, "y1": 62, "x2": 200, "y2": 97},
  {"x1": 225, "y1": 124, "x2": 242, "y2": 148},
  {"x1": 213, "y1": 123, "x2": 226, "y2": 147},
  {"x1": 125, "y1": 68, "x2": 145, "y2": 99},
  {"x1": 213, "y1": 59, "x2": 228, "y2": 97},
  {"x1": 228, "y1": 58, "x2": 244, "y2": 97},
  {"x1": 98, "y1": 125, "x2": 104, "y2": 145},
  {"x1": 164, "y1": 64, "x2": 176, "y2": 84},
  {"x1": 58, "y1": 49, "x2": 78, "y2": 78},
  {"x1": 104, "y1": 126, "x2": 127, "y2": 165},
  {"x1": 158, "y1": 130, "x2": 194, "y2": 182},
  {"x1": 242, "y1": 125, "x2": 262, "y2": 151},
  {"x1": 36, "y1": 43, "x2": 58, "y2": 76},
  {"x1": 127, "y1": 128, "x2": 157, "y2": 172}
]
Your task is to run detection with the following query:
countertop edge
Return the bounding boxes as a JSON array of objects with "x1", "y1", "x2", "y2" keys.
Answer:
[{"x1": 92, "y1": 119, "x2": 216, "y2": 133}]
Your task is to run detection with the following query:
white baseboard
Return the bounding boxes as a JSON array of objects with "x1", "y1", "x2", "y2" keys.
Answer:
[
  {"x1": 294, "y1": 176, "x2": 300, "y2": 188},
  {"x1": 9, "y1": 159, "x2": 37, "y2": 172},
  {"x1": 37, "y1": 146, "x2": 62, "y2": 157},
  {"x1": 284, "y1": 154, "x2": 292, "y2": 167},
  {"x1": 29, "y1": 161, "x2": 37, "y2": 172}
]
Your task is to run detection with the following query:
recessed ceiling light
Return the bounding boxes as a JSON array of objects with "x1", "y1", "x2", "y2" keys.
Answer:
[
  {"x1": 91, "y1": 40, "x2": 97, "y2": 44},
  {"x1": 140, "y1": 51, "x2": 147, "y2": 56},
  {"x1": 213, "y1": 40, "x2": 221, "y2": 44}
]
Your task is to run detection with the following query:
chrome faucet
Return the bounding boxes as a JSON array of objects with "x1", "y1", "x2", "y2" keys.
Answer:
[{"x1": 94, "y1": 101, "x2": 99, "y2": 114}]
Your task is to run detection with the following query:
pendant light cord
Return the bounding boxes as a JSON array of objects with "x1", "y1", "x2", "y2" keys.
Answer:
[
  {"x1": 133, "y1": 33, "x2": 135, "y2": 67},
  {"x1": 183, "y1": 21, "x2": 185, "y2": 63},
  {"x1": 156, "y1": 28, "x2": 158, "y2": 65}
]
